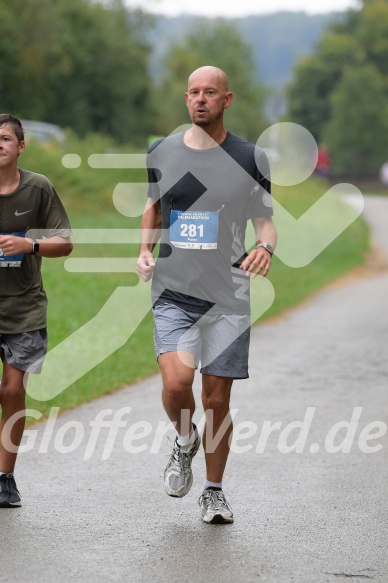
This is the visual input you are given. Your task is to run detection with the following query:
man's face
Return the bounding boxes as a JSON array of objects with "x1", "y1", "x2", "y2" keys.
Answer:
[
  {"x1": 185, "y1": 70, "x2": 232, "y2": 127},
  {"x1": 0, "y1": 124, "x2": 25, "y2": 168}
]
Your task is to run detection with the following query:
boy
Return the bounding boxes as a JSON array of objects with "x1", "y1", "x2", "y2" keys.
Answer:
[{"x1": 0, "y1": 114, "x2": 72, "y2": 507}]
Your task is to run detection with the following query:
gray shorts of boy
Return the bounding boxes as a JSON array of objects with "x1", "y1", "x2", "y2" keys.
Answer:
[
  {"x1": 153, "y1": 303, "x2": 251, "y2": 379},
  {"x1": 0, "y1": 329, "x2": 48, "y2": 374}
]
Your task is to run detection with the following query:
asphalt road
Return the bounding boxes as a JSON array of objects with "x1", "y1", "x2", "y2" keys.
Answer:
[{"x1": 1, "y1": 196, "x2": 387, "y2": 583}]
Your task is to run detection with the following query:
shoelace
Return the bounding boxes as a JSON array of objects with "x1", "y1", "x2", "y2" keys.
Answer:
[
  {"x1": 171, "y1": 441, "x2": 193, "y2": 475},
  {"x1": 200, "y1": 489, "x2": 227, "y2": 510}
]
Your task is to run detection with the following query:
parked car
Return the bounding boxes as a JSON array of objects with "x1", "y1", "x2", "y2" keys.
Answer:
[{"x1": 20, "y1": 120, "x2": 66, "y2": 146}]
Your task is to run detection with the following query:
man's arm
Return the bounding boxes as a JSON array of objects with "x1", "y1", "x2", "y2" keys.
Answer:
[
  {"x1": 0, "y1": 234, "x2": 72, "y2": 258},
  {"x1": 137, "y1": 198, "x2": 162, "y2": 282},
  {"x1": 239, "y1": 216, "x2": 277, "y2": 278}
]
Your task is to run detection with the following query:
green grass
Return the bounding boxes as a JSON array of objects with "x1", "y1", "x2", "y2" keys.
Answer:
[{"x1": 20, "y1": 138, "x2": 370, "y2": 423}]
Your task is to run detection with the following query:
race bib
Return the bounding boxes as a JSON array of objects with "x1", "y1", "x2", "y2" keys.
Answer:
[
  {"x1": 0, "y1": 232, "x2": 25, "y2": 267},
  {"x1": 170, "y1": 210, "x2": 219, "y2": 249}
]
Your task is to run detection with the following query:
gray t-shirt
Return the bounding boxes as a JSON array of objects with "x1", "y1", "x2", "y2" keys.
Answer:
[
  {"x1": 0, "y1": 168, "x2": 72, "y2": 333},
  {"x1": 147, "y1": 131, "x2": 273, "y2": 315}
]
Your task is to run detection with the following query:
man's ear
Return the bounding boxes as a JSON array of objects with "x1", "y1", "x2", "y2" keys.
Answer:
[
  {"x1": 18, "y1": 140, "x2": 26, "y2": 156},
  {"x1": 224, "y1": 92, "x2": 233, "y2": 110}
]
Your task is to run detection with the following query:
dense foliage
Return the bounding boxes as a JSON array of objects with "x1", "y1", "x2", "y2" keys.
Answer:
[
  {"x1": 287, "y1": 0, "x2": 388, "y2": 176},
  {"x1": 0, "y1": 0, "x2": 272, "y2": 145},
  {"x1": 0, "y1": 0, "x2": 154, "y2": 145},
  {"x1": 0, "y1": 1, "x2": 337, "y2": 148},
  {"x1": 2, "y1": 0, "x2": 385, "y2": 177}
]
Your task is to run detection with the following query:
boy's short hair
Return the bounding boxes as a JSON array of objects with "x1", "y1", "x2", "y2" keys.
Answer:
[{"x1": 0, "y1": 114, "x2": 25, "y2": 144}]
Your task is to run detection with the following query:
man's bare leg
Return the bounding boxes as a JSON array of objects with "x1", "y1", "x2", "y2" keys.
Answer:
[
  {"x1": 201, "y1": 374, "x2": 233, "y2": 483},
  {"x1": 159, "y1": 351, "x2": 201, "y2": 497},
  {"x1": 159, "y1": 351, "x2": 196, "y2": 437},
  {"x1": 197, "y1": 374, "x2": 234, "y2": 524}
]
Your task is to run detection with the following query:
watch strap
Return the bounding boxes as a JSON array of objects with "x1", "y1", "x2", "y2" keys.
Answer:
[
  {"x1": 31, "y1": 239, "x2": 40, "y2": 255},
  {"x1": 256, "y1": 242, "x2": 274, "y2": 256}
]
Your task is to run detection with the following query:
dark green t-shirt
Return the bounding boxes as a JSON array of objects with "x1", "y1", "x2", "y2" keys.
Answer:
[{"x1": 0, "y1": 168, "x2": 72, "y2": 334}]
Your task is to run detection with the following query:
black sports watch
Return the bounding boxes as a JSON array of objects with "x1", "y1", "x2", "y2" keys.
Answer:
[{"x1": 31, "y1": 239, "x2": 40, "y2": 255}]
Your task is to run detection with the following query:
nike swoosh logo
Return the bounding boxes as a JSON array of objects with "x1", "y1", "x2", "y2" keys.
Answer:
[{"x1": 15, "y1": 210, "x2": 32, "y2": 216}]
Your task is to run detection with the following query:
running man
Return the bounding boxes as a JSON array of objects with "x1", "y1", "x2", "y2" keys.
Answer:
[{"x1": 137, "y1": 67, "x2": 276, "y2": 524}]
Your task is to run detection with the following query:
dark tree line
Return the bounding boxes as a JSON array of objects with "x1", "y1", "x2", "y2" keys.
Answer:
[
  {"x1": 5, "y1": 0, "x2": 383, "y2": 178},
  {"x1": 0, "y1": 0, "x2": 268, "y2": 146},
  {"x1": 0, "y1": 0, "x2": 154, "y2": 145}
]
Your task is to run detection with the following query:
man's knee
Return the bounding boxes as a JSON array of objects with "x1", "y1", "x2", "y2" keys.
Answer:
[
  {"x1": 202, "y1": 392, "x2": 230, "y2": 416},
  {"x1": 162, "y1": 377, "x2": 192, "y2": 403},
  {"x1": 202, "y1": 377, "x2": 232, "y2": 413},
  {"x1": 159, "y1": 352, "x2": 195, "y2": 402}
]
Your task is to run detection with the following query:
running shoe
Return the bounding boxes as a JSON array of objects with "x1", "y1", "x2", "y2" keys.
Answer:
[
  {"x1": 164, "y1": 430, "x2": 201, "y2": 497},
  {"x1": 198, "y1": 488, "x2": 234, "y2": 524},
  {"x1": 0, "y1": 473, "x2": 22, "y2": 508}
]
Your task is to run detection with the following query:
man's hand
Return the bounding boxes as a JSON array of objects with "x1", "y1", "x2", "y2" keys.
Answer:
[
  {"x1": 240, "y1": 247, "x2": 272, "y2": 278},
  {"x1": 0, "y1": 235, "x2": 31, "y2": 256},
  {"x1": 137, "y1": 250, "x2": 156, "y2": 282}
]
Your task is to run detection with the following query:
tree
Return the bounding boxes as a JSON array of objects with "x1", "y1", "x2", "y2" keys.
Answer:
[
  {"x1": 152, "y1": 20, "x2": 268, "y2": 143},
  {"x1": 0, "y1": 0, "x2": 69, "y2": 120},
  {"x1": 357, "y1": 0, "x2": 388, "y2": 91},
  {"x1": 324, "y1": 64, "x2": 388, "y2": 176},
  {"x1": 0, "y1": 0, "x2": 154, "y2": 144},
  {"x1": 287, "y1": 0, "x2": 388, "y2": 177},
  {"x1": 287, "y1": 32, "x2": 366, "y2": 142}
]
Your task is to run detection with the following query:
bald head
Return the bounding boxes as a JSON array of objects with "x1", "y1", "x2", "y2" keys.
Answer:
[
  {"x1": 185, "y1": 65, "x2": 233, "y2": 133},
  {"x1": 188, "y1": 66, "x2": 229, "y2": 92}
]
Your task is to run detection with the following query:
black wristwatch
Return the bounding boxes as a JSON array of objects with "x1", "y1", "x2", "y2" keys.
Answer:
[{"x1": 31, "y1": 239, "x2": 40, "y2": 255}]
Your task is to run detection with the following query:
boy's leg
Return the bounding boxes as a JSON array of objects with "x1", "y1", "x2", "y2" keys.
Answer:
[{"x1": 0, "y1": 360, "x2": 27, "y2": 472}]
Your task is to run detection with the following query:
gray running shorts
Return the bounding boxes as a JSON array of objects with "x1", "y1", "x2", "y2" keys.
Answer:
[
  {"x1": 0, "y1": 329, "x2": 48, "y2": 374},
  {"x1": 153, "y1": 303, "x2": 251, "y2": 379}
]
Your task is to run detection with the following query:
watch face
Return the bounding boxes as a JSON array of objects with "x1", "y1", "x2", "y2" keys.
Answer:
[
  {"x1": 33, "y1": 241, "x2": 40, "y2": 254},
  {"x1": 258, "y1": 242, "x2": 273, "y2": 254}
]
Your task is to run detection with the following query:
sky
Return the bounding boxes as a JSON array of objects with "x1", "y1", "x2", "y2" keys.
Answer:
[{"x1": 126, "y1": 0, "x2": 360, "y2": 18}]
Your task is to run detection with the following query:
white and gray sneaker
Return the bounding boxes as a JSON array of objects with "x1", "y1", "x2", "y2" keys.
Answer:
[
  {"x1": 198, "y1": 488, "x2": 234, "y2": 524},
  {"x1": 164, "y1": 431, "x2": 201, "y2": 497}
]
